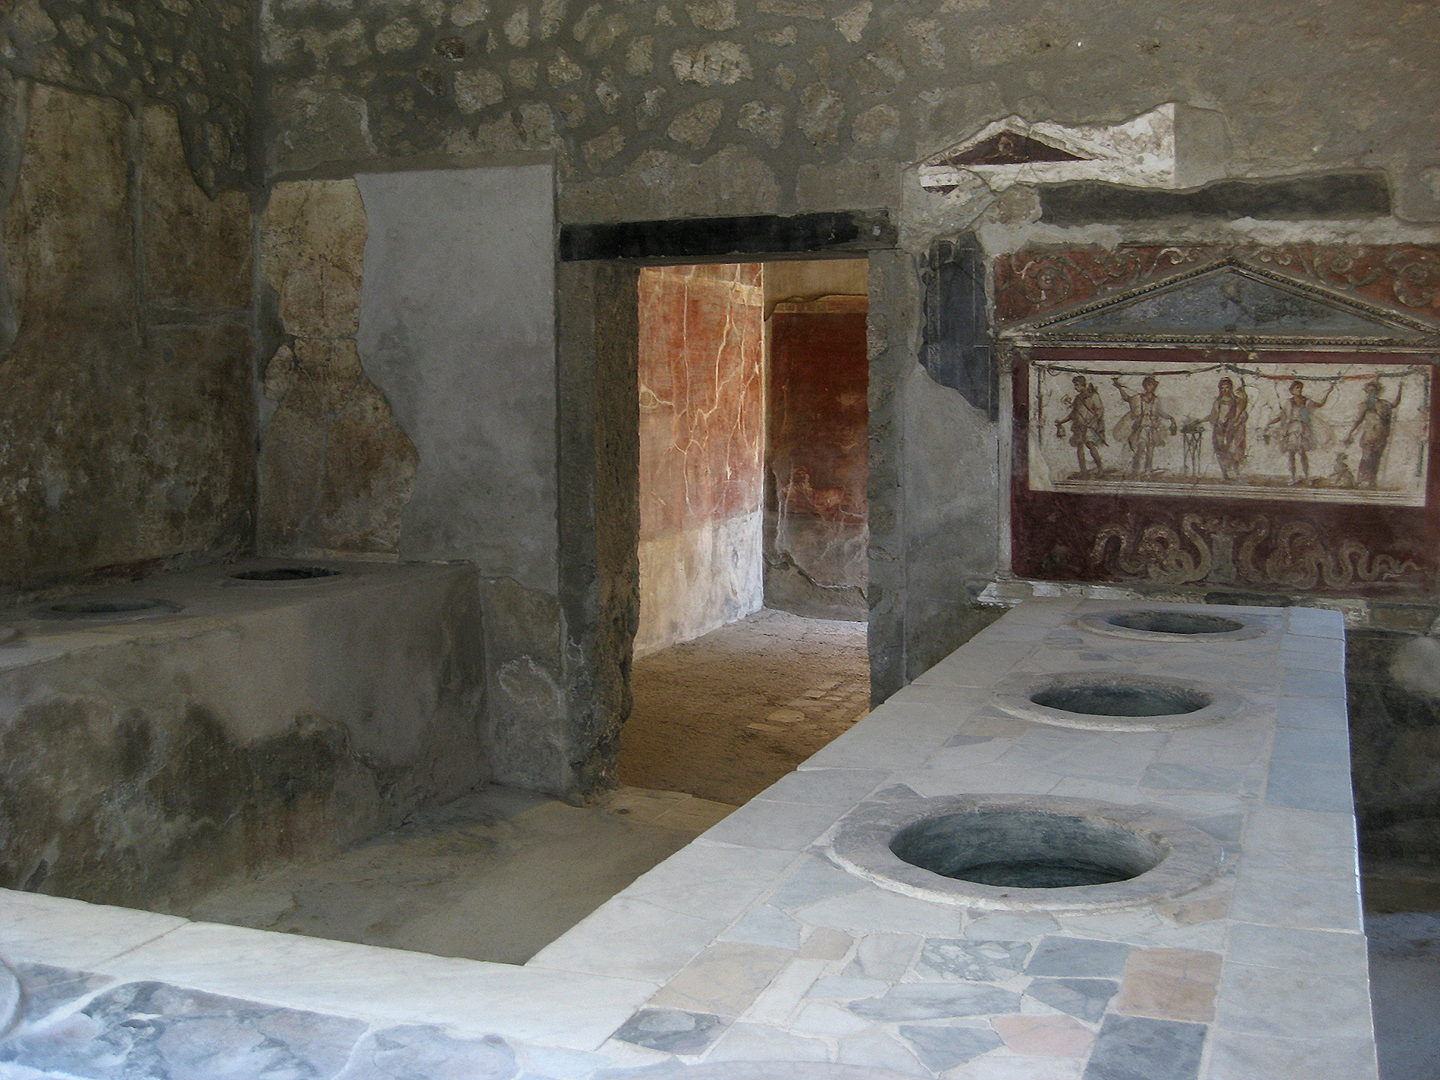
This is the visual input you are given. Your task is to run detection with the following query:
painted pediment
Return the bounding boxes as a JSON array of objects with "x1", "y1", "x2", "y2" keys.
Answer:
[
  {"x1": 1012, "y1": 262, "x2": 1440, "y2": 346},
  {"x1": 918, "y1": 105, "x2": 1177, "y2": 194},
  {"x1": 938, "y1": 130, "x2": 1087, "y2": 167}
]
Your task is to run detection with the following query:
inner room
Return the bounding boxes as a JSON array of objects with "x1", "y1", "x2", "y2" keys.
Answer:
[{"x1": 620, "y1": 258, "x2": 873, "y2": 808}]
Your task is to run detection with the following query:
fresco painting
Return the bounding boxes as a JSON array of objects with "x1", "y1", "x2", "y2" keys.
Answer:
[{"x1": 1031, "y1": 357, "x2": 1432, "y2": 506}]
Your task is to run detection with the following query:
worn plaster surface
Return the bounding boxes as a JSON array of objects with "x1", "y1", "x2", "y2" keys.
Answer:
[
  {"x1": 0, "y1": 82, "x2": 253, "y2": 597},
  {"x1": 636, "y1": 264, "x2": 765, "y2": 656}
]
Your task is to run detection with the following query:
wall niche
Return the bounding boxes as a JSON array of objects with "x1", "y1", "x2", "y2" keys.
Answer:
[{"x1": 1000, "y1": 249, "x2": 1440, "y2": 597}]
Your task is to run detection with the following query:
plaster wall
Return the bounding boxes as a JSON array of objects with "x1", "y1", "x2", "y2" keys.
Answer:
[
  {"x1": 765, "y1": 295, "x2": 869, "y2": 620},
  {"x1": 0, "y1": 79, "x2": 253, "y2": 599},
  {"x1": 635, "y1": 264, "x2": 765, "y2": 656},
  {"x1": 353, "y1": 164, "x2": 569, "y2": 791}
]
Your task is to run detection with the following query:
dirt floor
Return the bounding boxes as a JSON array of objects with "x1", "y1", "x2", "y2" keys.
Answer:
[
  {"x1": 184, "y1": 786, "x2": 735, "y2": 964},
  {"x1": 184, "y1": 609, "x2": 867, "y2": 963},
  {"x1": 617, "y1": 608, "x2": 870, "y2": 806}
]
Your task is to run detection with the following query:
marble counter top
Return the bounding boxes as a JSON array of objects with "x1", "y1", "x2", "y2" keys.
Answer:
[{"x1": 0, "y1": 599, "x2": 1376, "y2": 1080}]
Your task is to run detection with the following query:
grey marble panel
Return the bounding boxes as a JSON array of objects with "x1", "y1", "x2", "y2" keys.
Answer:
[
  {"x1": 335, "y1": 1025, "x2": 519, "y2": 1080},
  {"x1": 612, "y1": 1008, "x2": 727, "y2": 1055},
  {"x1": 0, "y1": 980, "x2": 366, "y2": 1080},
  {"x1": 1264, "y1": 760, "x2": 1355, "y2": 813},
  {"x1": 846, "y1": 983, "x2": 1021, "y2": 1021},
  {"x1": 8, "y1": 962, "x2": 113, "y2": 1030},
  {"x1": 1275, "y1": 695, "x2": 1348, "y2": 731},
  {"x1": 767, "y1": 856, "x2": 866, "y2": 911},
  {"x1": 1141, "y1": 763, "x2": 1246, "y2": 793},
  {"x1": 1023, "y1": 977, "x2": 1120, "y2": 1023},
  {"x1": 1025, "y1": 937, "x2": 1132, "y2": 978},
  {"x1": 1082, "y1": 1014, "x2": 1207, "y2": 1080},
  {"x1": 1269, "y1": 726, "x2": 1350, "y2": 766},
  {"x1": 898, "y1": 1023, "x2": 1003, "y2": 1071},
  {"x1": 915, "y1": 938, "x2": 1031, "y2": 981},
  {"x1": 1279, "y1": 670, "x2": 1347, "y2": 702}
]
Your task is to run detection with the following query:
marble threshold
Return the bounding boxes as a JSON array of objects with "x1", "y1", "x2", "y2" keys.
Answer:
[{"x1": 0, "y1": 599, "x2": 1374, "y2": 1080}]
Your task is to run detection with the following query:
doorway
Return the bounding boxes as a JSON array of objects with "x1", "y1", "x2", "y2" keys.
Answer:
[{"x1": 617, "y1": 258, "x2": 871, "y2": 806}]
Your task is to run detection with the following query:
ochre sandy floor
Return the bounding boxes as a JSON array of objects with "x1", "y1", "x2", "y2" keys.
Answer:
[
  {"x1": 618, "y1": 608, "x2": 870, "y2": 806},
  {"x1": 181, "y1": 609, "x2": 869, "y2": 966},
  {"x1": 183, "y1": 785, "x2": 734, "y2": 964}
]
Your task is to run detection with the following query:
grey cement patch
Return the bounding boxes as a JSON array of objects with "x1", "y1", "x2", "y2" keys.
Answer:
[
  {"x1": 827, "y1": 793, "x2": 1226, "y2": 912},
  {"x1": 356, "y1": 165, "x2": 557, "y2": 593}
]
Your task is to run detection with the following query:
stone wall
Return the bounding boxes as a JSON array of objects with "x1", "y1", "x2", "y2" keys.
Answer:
[
  {"x1": 262, "y1": 0, "x2": 1440, "y2": 223},
  {"x1": 256, "y1": 0, "x2": 1440, "y2": 717},
  {"x1": 0, "y1": 80, "x2": 253, "y2": 598},
  {"x1": 2, "y1": 0, "x2": 256, "y2": 194},
  {"x1": 635, "y1": 264, "x2": 765, "y2": 655}
]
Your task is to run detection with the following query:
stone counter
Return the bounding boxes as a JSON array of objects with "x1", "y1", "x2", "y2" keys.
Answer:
[
  {"x1": 0, "y1": 559, "x2": 486, "y2": 910},
  {"x1": 0, "y1": 599, "x2": 1374, "y2": 1080}
]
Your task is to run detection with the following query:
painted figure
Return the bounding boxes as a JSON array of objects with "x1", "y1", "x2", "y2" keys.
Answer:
[
  {"x1": 1199, "y1": 377, "x2": 1249, "y2": 481},
  {"x1": 1054, "y1": 375, "x2": 1106, "y2": 476},
  {"x1": 1111, "y1": 375, "x2": 1176, "y2": 477},
  {"x1": 1265, "y1": 379, "x2": 1334, "y2": 484},
  {"x1": 1344, "y1": 378, "x2": 1402, "y2": 488},
  {"x1": 1332, "y1": 452, "x2": 1356, "y2": 488}
]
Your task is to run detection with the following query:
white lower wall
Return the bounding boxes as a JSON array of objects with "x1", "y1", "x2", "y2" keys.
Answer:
[{"x1": 634, "y1": 510, "x2": 763, "y2": 657}]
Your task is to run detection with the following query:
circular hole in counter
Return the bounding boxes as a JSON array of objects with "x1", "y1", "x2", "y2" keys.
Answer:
[
  {"x1": 992, "y1": 671, "x2": 1243, "y2": 731},
  {"x1": 1074, "y1": 608, "x2": 1267, "y2": 642},
  {"x1": 828, "y1": 794, "x2": 1225, "y2": 912},
  {"x1": 228, "y1": 566, "x2": 344, "y2": 583},
  {"x1": 890, "y1": 809, "x2": 1164, "y2": 888},
  {"x1": 36, "y1": 598, "x2": 183, "y2": 622},
  {"x1": 1030, "y1": 679, "x2": 1211, "y2": 718}
]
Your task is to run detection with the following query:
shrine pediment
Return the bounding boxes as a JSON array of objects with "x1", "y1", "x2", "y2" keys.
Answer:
[{"x1": 1009, "y1": 261, "x2": 1440, "y2": 347}]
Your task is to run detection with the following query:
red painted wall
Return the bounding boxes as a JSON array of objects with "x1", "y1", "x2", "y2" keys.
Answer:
[
  {"x1": 766, "y1": 297, "x2": 869, "y2": 613},
  {"x1": 635, "y1": 264, "x2": 765, "y2": 651}
]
